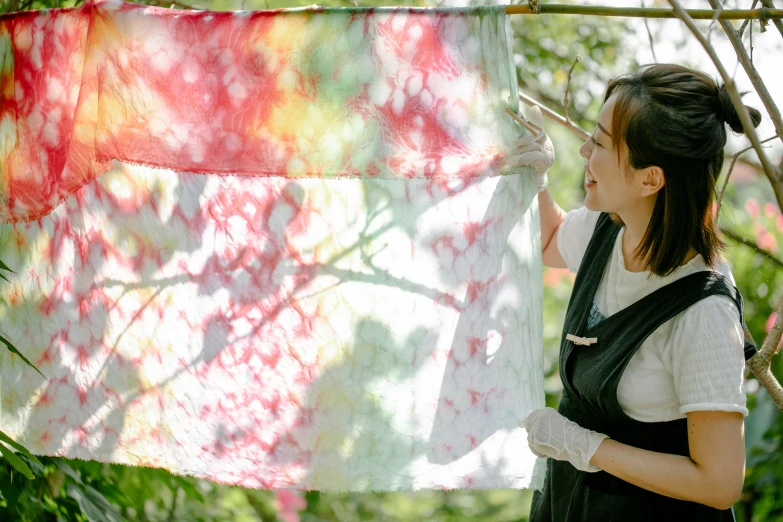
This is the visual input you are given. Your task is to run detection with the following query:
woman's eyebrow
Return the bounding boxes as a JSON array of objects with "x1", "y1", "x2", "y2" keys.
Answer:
[{"x1": 596, "y1": 122, "x2": 613, "y2": 141}]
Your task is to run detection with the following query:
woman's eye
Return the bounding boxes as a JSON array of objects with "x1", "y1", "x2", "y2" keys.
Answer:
[{"x1": 591, "y1": 135, "x2": 601, "y2": 147}]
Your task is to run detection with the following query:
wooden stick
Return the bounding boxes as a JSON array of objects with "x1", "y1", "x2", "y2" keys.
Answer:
[
  {"x1": 518, "y1": 91, "x2": 590, "y2": 141},
  {"x1": 505, "y1": 107, "x2": 542, "y2": 134},
  {"x1": 505, "y1": 4, "x2": 783, "y2": 20}
]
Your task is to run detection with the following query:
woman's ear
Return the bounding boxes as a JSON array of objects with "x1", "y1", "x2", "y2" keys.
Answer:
[{"x1": 639, "y1": 166, "x2": 665, "y2": 196}]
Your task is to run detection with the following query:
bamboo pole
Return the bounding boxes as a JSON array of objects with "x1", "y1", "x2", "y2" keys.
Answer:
[{"x1": 505, "y1": 4, "x2": 783, "y2": 20}]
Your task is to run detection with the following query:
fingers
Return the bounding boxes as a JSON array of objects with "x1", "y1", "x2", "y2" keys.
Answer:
[
  {"x1": 506, "y1": 151, "x2": 545, "y2": 168},
  {"x1": 531, "y1": 448, "x2": 547, "y2": 459},
  {"x1": 528, "y1": 105, "x2": 545, "y2": 129},
  {"x1": 520, "y1": 408, "x2": 541, "y2": 429},
  {"x1": 512, "y1": 132, "x2": 548, "y2": 149},
  {"x1": 521, "y1": 408, "x2": 548, "y2": 429},
  {"x1": 505, "y1": 107, "x2": 540, "y2": 134}
]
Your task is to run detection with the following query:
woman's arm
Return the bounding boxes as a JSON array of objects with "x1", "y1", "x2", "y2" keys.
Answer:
[
  {"x1": 538, "y1": 188, "x2": 568, "y2": 269},
  {"x1": 589, "y1": 410, "x2": 746, "y2": 510}
]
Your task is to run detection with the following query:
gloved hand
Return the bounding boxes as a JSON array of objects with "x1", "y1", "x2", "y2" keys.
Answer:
[
  {"x1": 520, "y1": 407, "x2": 609, "y2": 473},
  {"x1": 505, "y1": 105, "x2": 555, "y2": 193}
]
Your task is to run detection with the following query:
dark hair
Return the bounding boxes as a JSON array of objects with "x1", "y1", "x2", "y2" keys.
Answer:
[{"x1": 604, "y1": 63, "x2": 762, "y2": 277}]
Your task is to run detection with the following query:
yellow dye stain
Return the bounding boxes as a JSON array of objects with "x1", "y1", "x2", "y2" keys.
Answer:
[
  {"x1": 265, "y1": 15, "x2": 308, "y2": 55},
  {"x1": 98, "y1": 92, "x2": 139, "y2": 131},
  {"x1": 92, "y1": 10, "x2": 125, "y2": 52},
  {"x1": 73, "y1": 93, "x2": 98, "y2": 143},
  {"x1": 0, "y1": 113, "x2": 17, "y2": 162}
]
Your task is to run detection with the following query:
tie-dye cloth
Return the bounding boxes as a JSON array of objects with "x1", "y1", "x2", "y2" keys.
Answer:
[{"x1": 0, "y1": 0, "x2": 545, "y2": 491}]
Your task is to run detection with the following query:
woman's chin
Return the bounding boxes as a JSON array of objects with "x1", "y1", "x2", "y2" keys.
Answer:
[{"x1": 584, "y1": 196, "x2": 600, "y2": 212}]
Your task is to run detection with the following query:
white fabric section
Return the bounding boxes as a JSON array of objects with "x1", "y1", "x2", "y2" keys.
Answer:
[{"x1": 555, "y1": 207, "x2": 748, "y2": 422}]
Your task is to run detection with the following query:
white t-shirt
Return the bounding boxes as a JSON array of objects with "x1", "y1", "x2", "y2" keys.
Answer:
[{"x1": 556, "y1": 206, "x2": 748, "y2": 422}]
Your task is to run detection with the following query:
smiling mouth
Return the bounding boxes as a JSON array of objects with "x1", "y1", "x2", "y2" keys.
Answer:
[{"x1": 585, "y1": 168, "x2": 596, "y2": 183}]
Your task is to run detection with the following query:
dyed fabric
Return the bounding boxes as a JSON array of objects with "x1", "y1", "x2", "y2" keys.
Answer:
[{"x1": 0, "y1": 0, "x2": 545, "y2": 491}]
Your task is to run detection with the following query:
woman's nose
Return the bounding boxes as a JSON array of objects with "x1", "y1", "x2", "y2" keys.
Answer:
[{"x1": 578, "y1": 139, "x2": 591, "y2": 160}]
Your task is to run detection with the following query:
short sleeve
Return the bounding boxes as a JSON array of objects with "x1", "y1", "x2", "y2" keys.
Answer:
[
  {"x1": 556, "y1": 206, "x2": 601, "y2": 273},
  {"x1": 669, "y1": 295, "x2": 748, "y2": 416}
]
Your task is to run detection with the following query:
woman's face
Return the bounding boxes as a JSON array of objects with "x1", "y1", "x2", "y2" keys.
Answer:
[{"x1": 578, "y1": 93, "x2": 648, "y2": 214}]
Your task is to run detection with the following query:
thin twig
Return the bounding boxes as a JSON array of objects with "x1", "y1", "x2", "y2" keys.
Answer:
[
  {"x1": 716, "y1": 134, "x2": 780, "y2": 221},
  {"x1": 707, "y1": 2, "x2": 723, "y2": 43},
  {"x1": 563, "y1": 56, "x2": 580, "y2": 124},
  {"x1": 518, "y1": 91, "x2": 590, "y2": 141},
  {"x1": 729, "y1": 155, "x2": 783, "y2": 212},
  {"x1": 720, "y1": 227, "x2": 783, "y2": 268},
  {"x1": 641, "y1": 0, "x2": 658, "y2": 62},
  {"x1": 739, "y1": 0, "x2": 760, "y2": 36}
]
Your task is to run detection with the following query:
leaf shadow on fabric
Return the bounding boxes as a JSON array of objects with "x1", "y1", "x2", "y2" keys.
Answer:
[
  {"x1": 423, "y1": 173, "x2": 540, "y2": 469},
  {"x1": 0, "y1": 162, "x2": 210, "y2": 462},
  {"x1": 1, "y1": 162, "x2": 540, "y2": 491}
]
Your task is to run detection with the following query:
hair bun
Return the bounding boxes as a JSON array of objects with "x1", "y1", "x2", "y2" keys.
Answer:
[{"x1": 717, "y1": 84, "x2": 762, "y2": 134}]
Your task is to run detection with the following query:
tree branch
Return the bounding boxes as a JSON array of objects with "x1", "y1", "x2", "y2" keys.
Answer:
[
  {"x1": 669, "y1": 0, "x2": 783, "y2": 411},
  {"x1": 641, "y1": 0, "x2": 659, "y2": 61},
  {"x1": 747, "y1": 297, "x2": 783, "y2": 409},
  {"x1": 720, "y1": 227, "x2": 783, "y2": 268},
  {"x1": 716, "y1": 134, "x2": 781, "y2": 221},
  {"x1": 518, "y1": 90, "x2": 590, "y2": 140},
  {"x1": 669, "y1": 0, "x2": 780, "y2": 182},
  {"x1": 707, "y1": 0, "x2": 783, "y2": 150},
  {"x1": 563, "y1": 56, "x2": 580, "y2": 125},
  {"x1": 739, "y1": 0, "x2": 760, "y2": 36}
]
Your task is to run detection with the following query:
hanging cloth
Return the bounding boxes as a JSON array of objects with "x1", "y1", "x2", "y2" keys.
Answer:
[{"x1": 0, "y1": 0, "x2": 546, "y2": 491}]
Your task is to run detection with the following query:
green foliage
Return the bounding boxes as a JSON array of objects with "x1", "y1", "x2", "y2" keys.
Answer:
[{"x1": 0, "y1": 430, "x2": 44, "y2": 480}]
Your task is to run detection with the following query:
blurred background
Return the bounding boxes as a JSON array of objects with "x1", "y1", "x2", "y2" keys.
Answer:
[{"x1": 1, "y1": 0, "x2": 781, "y2": 520}]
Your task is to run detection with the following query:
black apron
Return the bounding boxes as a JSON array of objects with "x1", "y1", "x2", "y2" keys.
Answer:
[{"x1": 529, "y1": 212, "x2": 757, "y2": 522}]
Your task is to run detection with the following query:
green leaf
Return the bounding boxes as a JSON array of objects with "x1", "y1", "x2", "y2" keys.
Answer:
[
  {"x1": 0, "y1": 430, "x2": 43, "y2": 467},
  {"x1": 0, "y1": 272, "x2": 9, "y2": 284},
  {"x1": 0, "y1": 442, "x2": 34, "y2": 479},
  {"x1": 169, "y1": 474, "x2": 204, "y2": 503},
  {"x1": 0, "y1": 333, "x2": 46, "y2": 379},
  {"x1": 0, "y1": 258, "x2": 15, "y2": 274},
  {"x1": 54, "y1": 460, "x2": 84, "y2": 484},
  {"x1": 66, "y1": 483, "x2": 126, "y2": 522}
]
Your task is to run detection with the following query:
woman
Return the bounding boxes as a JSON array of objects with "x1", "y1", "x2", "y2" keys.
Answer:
[{"x1": 507, "y1": 64, "x2": 762, "y2": 521}]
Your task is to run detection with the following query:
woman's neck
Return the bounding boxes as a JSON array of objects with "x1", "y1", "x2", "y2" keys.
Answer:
[
  {"x1": 620, "y1": 216, "x2": 699, "y2": 274},
  {"x1": 618, "y1": 210, "x2": 651, "y2": 272}
]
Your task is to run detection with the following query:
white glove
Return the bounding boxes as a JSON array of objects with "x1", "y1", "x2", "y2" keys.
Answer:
[
  {"x1": 520, "y1": 407, "x2": 609, "y2": 473},
  {"x1": 505, "y1": 105, "x2": 555, "y2": 193}
]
